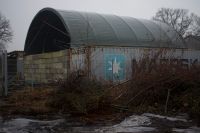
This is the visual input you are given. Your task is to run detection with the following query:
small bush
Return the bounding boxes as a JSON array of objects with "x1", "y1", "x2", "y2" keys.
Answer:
[
  {"x1": 130, "y1": 56, "x2": 200, "y2": 118},
  {"x1": 110, "y1": 51, "x2": 200, "y2": 121},
  {"x1": 49, "y1": 71, "x2": 106, "y2": 114}
]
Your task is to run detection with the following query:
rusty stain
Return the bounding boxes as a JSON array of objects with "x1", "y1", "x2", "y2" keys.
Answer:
[
  {"x1": 67, "y1": 48, "x2": 71, "y2": 76},
  {"x1": 85, "y1": 46, "x2": 91, "y2": 77}
]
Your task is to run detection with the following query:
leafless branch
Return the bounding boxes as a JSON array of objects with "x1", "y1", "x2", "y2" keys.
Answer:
[
  {"x1": 153, "y1": 8, "x2": 194, "y2": 38},
  {"x1": 187, "y1": 14, "x2": 200, "y2": 36},
  {"x1": 0, "y1": 12, "x2": 13, "y2": 49}
]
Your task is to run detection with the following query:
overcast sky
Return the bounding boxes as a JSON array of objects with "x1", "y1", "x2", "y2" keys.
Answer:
[{"x1": 0, "y1": 0, "x2": 200, "y2": 52}]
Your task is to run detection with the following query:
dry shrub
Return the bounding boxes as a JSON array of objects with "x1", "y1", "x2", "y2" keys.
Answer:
[
  {"x1": 129, "y1": 54, "x2": 200, "y2": 116},
  {"x1": 179, "y1": 85, "x2": 200, "y2": 124},
  {"x1": 49, "y1": 71, "x2": 106, "y2": 114},
  {"x1": 111, "y1": 50, "x2": 200, "y2": 119},
  {"x1": 0, "y1": 71, "x2": 109, "y2": 116},
  {"x1": 2, "y1": 50, "x2": 199, "y2": 122}
]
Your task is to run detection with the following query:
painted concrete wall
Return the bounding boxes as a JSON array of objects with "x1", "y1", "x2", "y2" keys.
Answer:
[
  {"x1": 89, "y1": 47, "x2": 200, "y2": 82},
  {"x1": 24, "y1": 46, "x2": 200, "y2": 84}
]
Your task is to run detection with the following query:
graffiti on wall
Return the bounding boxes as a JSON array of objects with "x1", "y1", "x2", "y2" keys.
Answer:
[
  {"x1": 104, "y1": 54, "x2": 125, "y2": 81},
  {"x1": 132, "y1": 58, "x2": 199, "y2": 74}
]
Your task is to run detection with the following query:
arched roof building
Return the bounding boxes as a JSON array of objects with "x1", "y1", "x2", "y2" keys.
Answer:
[{"x1": 25, "y1": 8, "x2": 185, "y2": 55}]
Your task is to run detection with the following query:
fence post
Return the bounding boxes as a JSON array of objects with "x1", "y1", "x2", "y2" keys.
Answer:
[
  {"x1": 0, "y1": 50, "x2": 8, "y2": 96},
  {"x1": 0, "y1": 51, "x2": 2, "y2": 96},
  {"x1": 4, "y1": 50, "x2": 8, "y2": 96}
]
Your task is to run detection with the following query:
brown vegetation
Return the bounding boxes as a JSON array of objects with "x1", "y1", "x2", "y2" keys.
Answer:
[
  {"x1": 48, "y1": 71, "x2": 108, "y2": 114},
  {"x1": 0, "y1": 54, "x2": 200, "y2": 124},
  {"x1": 0, "y1": 86, "x2": 55, "y2": 116},
  {"x1": 110, "y1": 54, "x2": 200, "y2": 123}
]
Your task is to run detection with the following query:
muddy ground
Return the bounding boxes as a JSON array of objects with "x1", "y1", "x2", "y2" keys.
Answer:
[{"x1": 0, "y1": 113, "x2": 200, "y2": 133}]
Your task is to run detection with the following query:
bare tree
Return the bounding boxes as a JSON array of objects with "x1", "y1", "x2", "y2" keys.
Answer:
[
  {"x1": 153, "y1": 8, "x2": 193, "y2": 38},
  {"x1": 0, "y1": 12, "x2": 12, "y2": 50},
  {"x1": 187, "y1": 14, "x2": 200, "y2": 36}
]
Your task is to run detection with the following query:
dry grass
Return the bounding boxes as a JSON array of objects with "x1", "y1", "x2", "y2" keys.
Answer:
[
  {"x1": 0, "y1": 86, "x2": 56, "y2": 115},
  {"x1": 0, "y1": 72, "x2": 110, "y2": 116}
]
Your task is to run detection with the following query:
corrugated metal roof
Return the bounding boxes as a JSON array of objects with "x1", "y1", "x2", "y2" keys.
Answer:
[
  {"x1": 25, "y1": 8, "x2": 186, "y2": 55},
  {"x1": 58, "y1": 9, "x2": 184, "y2": 47}
]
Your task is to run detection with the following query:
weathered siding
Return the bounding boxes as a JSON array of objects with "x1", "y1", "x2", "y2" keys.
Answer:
[
  {"x1": 70, "y1": 48, "x2": 86, "y2": 72},
  {"x1": 89, "y1": 47, "x2": 200, "y2": 81},
  {"x1": 24, "y1": 46, "x2": 200, "y2": 84}
]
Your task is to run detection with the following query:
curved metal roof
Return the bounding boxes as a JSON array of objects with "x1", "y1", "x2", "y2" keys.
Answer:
[{"x1": 25, "y1": 8, "x2": 186, "y2": 54}]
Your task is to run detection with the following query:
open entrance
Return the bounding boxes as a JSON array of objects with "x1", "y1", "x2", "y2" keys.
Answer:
[{"x1": 25, "y1": 9, "x2": 70, "y2": 55}]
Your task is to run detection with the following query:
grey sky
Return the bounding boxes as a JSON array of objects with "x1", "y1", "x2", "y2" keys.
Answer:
[{"x1": 0, "y1": 0, "x2": 200, "y2": 52}]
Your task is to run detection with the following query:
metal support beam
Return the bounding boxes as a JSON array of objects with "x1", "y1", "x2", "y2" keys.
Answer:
[
  {"x1": 26, "y1": 24, "x2": 45, "y2": 51},
  {"x1": 43, "y1": 21, "x2": 69, "y2": 37}
]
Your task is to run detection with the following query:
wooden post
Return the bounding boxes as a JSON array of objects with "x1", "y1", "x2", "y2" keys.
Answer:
[{"x1": 165, "y1": 89, "x2": 171, "y2": 114}]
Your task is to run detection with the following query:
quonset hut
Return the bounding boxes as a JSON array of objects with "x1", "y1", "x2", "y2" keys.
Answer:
[{"x1": 24, "y1": 8, "x2": 200, "y2": 83}]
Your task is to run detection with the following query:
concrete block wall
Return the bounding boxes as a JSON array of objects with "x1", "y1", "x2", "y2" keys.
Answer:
[{"x1": 24, "y1": 49, "x2": 68, "y2": 83}]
